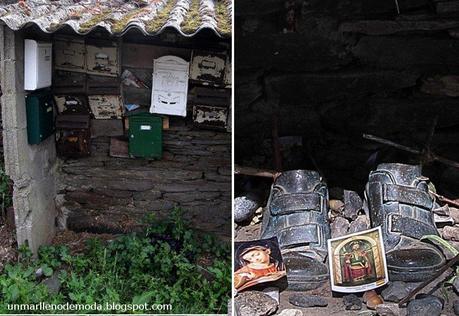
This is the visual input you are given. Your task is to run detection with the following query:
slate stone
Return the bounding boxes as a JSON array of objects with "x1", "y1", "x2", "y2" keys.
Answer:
[
  {"x1": 266, "y1": 70, "x2": 418, "y2": 105},
  {"x1": 330, "y1": 216, "x2": 349, "y2": 238},
  {"x1": 340, "y1": 20, "x2": 459, "y2": 35},
  {"x1": 454, "y1": 300, "x2": 459, "y2": 316},
  {"x1": 234, "y1": 194, "x2": 260, "y2": 223},
  {"x1": 288, "y1": 294, "x2": 328, "y2": 308},
  {"x1": 376, "y1": 303, "x2": 401, "y2": 316},
  {"x1": 353, "y1": 37, "x2": 459, "y2": 69},
  {"x1": 277, "y1": 309, "x2": 303, "y2": 316},
  {"x1": 343, "y1": 190, "x2": 363, "y2": 220},
  {"x1": 343, "y1": 294, "x2": 362, "y2": 310},
  {"x1": 41, "y1": 273, "x2": 61, "y2": 294},
  {"x1": 235, "y1": 291, "x2": 278, "y2": 316},
  {"x1": 382, "y1": 281, "x2": 411, "y2": 303},
  {"x1": 348, "y1": 215, "x2": 370, "y2": 234},
  {"x1": 407, "y1": 295, "x2": 443, "y2": 316}
]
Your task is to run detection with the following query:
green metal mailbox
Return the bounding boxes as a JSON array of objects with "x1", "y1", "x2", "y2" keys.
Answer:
[
  {"x1": 25, "y1": 90, "x2": 54, "y2": 145},
  {"x1": 128, "y1": 113, "x2": 162, "y2": 158}
]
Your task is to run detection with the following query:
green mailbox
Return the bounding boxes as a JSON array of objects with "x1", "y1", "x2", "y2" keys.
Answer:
[
  {"x1": 25, "y1": 90, "x2": 54, "y2": 145},
  {"x1": 128, "y1": 113, "x2": 162, "y2": 158}
]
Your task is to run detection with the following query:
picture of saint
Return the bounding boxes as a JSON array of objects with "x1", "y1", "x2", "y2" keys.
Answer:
[
  {"x1": 328, "y1": 227, "x2": 388, "y2": 293},
  {"x1": 234, "y1": 237, "x2": 286, "y2": 292},
  {"x1": 342, "y1": 241, "x2": 375, "y2": 284}
]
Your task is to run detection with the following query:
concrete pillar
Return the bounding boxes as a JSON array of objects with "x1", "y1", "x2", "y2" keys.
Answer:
[{"x1": 0, "y1": 26, "x2": 57, "y2": 254}]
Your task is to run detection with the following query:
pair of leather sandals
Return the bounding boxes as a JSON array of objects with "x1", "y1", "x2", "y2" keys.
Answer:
[{"x1": 261, "y1": 163, "x2": 445, "y2": 290}]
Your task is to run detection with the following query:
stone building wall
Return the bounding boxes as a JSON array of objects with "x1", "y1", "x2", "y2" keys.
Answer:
[
  {"x1": 235, "y1": 0, "x2": 459, "y2": 196},
  {"x1": 56, "y1": 121, "x2": 231, "y2": 239}
]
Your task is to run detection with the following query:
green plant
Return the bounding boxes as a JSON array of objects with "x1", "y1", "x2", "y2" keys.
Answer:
[{"x1": 0, "y1": 208, "x2": 231, "y2": 314}]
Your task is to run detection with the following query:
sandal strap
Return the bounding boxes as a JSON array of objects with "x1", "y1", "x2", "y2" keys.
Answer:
[
  {"x1": 389, "y1": 214, "x2": 438, "y2": 239},
  {"x1": 277, "y1": 224, "x2": 321, "y2": 248},
  {"x1": 383, "y1": 183, "x2": 433, "y2": 210},
  {"x1": 270, "y1": 192, "x2": 324, "y2": 216}
]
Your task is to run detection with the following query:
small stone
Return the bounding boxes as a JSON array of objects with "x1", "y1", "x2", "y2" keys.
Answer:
[
  {"x1": 330, "y1": 216, "x2": 349, "y2": 238},
  {"x1": 454, "y1": 300, "x2": 459, "y2": 316},
  {"x1": 343, "y1": 190, "x2": 363, "y2": 220},
  {"x1": 35, "y1": 267, "x2": 43, "y2": 278},
  {"x1": 235, "y1": 291, "x2": 278, "y2": 316},
  {"x1": 407, "y1": 295, "x2": 443, "y2": 316},
  {"x1": 41, "y1": 273, "x2": 61, "y2": 294},
  {"x1": 277, "y1": 309, "x2": 303, "y2": 316},
  {"x1": 453, "y1": 277, "x2": 459, "y2": 293},
  {"x1": 381, "y1": 281, "x2": 411, "y2": 302},
  {"x1": 288, "y1": 294, "x2": 328, "y2": 308},
  {"x1": 343, "y1": 294, "x2": 362, "y2": 310},
  {"x1": 363, "y1": 290, "x2": 383, "y2": 310},
  {"x1": 348, "y1": 214, "x2": 370, "y2": 234},
  {"x1": 329, "y1": 199, "x2": 344, "y2": 213},
  {"x1": 442, "y1": 225, "x2": 459, "y2": 241},
  {"x1": 234, "y1": 195, "x2": 260, "y2": 223},
  {"x1": 376, "y1": 303, "x2": 401, "y2": 316},
  {"x1": 262, "y1": 287, "x2": 279, "y2": 304}
]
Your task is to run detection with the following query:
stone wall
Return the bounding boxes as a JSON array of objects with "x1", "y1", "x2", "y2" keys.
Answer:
[
  {"x1": 56, "y1": 119, "x2": 231, "y2": 239},
  {"x1": 235, "y1": 0, "x2": 459, "y2": 196}
]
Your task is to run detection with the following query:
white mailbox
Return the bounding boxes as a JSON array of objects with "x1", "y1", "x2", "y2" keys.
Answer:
[
  {"x1": 24, "y1": 40, "x2": 52, "y2": 91},
  {"x1": 150, "y1": 56, "x2": 189, "y2": 117}
]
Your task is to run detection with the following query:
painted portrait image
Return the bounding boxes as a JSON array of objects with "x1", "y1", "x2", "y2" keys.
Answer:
[
  {"x1": 328, "y1": 227, "x2": 388, "y2": 293},
  {"x1": 234, "y1": 237, "x2": 287, "y2": 292}
]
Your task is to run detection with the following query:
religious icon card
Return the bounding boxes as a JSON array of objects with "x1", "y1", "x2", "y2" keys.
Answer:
[
  {"x1": 234, "y1": 237, "x2": 287, "y2": 292},
  {"x1": 327, "y1": 227, "x2": 389, "y2": 293}
]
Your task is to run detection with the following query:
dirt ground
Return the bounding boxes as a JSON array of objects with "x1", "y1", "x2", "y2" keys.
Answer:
[{"x1": 235, "y1": 222, "x2": 459, "y2": 316}]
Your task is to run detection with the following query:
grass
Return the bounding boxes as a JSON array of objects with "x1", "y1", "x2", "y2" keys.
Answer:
[{"x1": 0, "y1": 208, "x2": 231, "y2": 314}]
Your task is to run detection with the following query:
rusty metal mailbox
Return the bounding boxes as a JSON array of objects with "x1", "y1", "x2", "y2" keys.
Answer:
[
  {"x1": 190, "y1": 50, "x2": 226, "y2": 84},
  {"x1": 56, "y1": 114, "x2": 91, "y2": 157},
  {"x1": 190, "y1": 87, "x2": 230, "y2": 131},
  {"x1": 53, "y1": 70, "x2": 86, "y2": 94},
  {"x1": 88, "y1": 95, "x2": 123, "y2": 119},
  {"x1": 54, "y1": 95, "x2": 89, "y2": 114},
  {"x1": 54, "y1": 36, "x2": 86, "y2": 73},
  {"x1": 86, "y1": 43, "x2": 119, "y2": 77}
]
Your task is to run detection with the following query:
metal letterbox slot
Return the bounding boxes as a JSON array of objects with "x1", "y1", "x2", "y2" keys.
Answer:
[
  {"x1": 150, "y1": 56, "x2": 189, "y2": 117},
  {"x1": 87, "y1": 75, "x2": 120, "y2": 95},
  {"x1": 189, "y1": 87, "x2": 231, "y2": 107},
  {"x1": 88, "y1": 95, "x2": 123, "y2": 119},
  {"x1": 53, "y1": 70, "x2": 86, "y2": 94},
  {"x1": 86, "y1": 44, "x2": 119, "y2": 77},
  {"x1": 54, "y1": 36, "x2": 85, "y2": 73},
  {"x1": 192, "y1": 105, "x2": 228, "y2": 131},
  {"x1": 190, "y1": 50, "x2": 226, "y2": 84},
  {"x1": 56, "y1": 114, "x2": 91, "y2": 157},
  {"x1": 25, "y1": 91, "x2": 55, "y2": 144},
  {"x1": 54, "y1": 95, "x2": 89, "y2": 114}
]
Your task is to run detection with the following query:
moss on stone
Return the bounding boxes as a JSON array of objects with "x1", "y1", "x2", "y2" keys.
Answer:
[
  {"x1": 146, "y1": 0, "x2": 177, "y2": 33},
  {"x1": 79, "y1": 10, "x2": 112, "y2": 33},
  {"x1": 215, "y1": 0, "x2": 231, "y2": 36},
  {"x1": 111, "y1": 8, "x2": 146, "y2": 33},
  {"x1": 181, "y1": 0, "x2": 202, "y2": 34}
]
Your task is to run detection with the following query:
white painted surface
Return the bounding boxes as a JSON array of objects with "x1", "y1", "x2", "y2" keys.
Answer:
[{"x1": 24, "y1": 39, "x2": 52, "y2": 90}]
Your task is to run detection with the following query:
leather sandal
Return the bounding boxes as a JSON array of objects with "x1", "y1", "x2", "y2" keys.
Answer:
[
  {"x1": 364, "y1": 163, "x2": 445, "y2": 281},
  {"x1": 261, "y1": 170, "x2": 330, "y2": 290}
]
